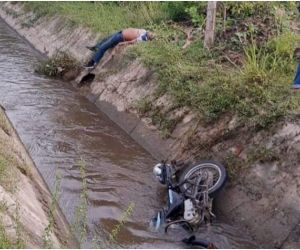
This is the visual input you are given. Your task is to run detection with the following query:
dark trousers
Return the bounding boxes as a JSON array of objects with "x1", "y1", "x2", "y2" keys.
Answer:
[{"x1": 92, "y1": 31, "x2": 123, "y2": 63}]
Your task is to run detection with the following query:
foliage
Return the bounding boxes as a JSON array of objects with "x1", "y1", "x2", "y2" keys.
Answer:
[
  {"x1": 0, "y1": 147, "x2": 21, "y2": 192},
  {"x1": 0, "y1": 202, "x2": 25, "y2": 249},
  {"x1": 247, "y1": 146, "x2": 279, "y2": 164},
  {"x1": 127, "y1": 4, "x2": 300, "y2": 130},
  {"x1": 14, "y1": 203, "x2": 25, "y2": 249},
  {"x1": 43, "y1": 171, "x2": 61, "y2": 249},
  {"x1": 18, "y1": 1, "x2": 300, "y2": 131},
  {"x1": 0, "y1": 221, "x2": 13, "y2": 249},
  {"x1": 225, "y1": 2, "x2": 273, "y2": 19},
  {"x1": 35, "y1": 51, "x2": 79, "y2": 77},
  {"x1": 160, "y1": 2, "x2": 195, "y2": 22},
  {"x1": 22, "y1": 2, "x2": 167, "y2": 35},
  {"x1": 103, "y1": 202, "x2": 135, "y2": 248},
  {"x1": 185, "y1": 6, "x2": 206, "y2": 27},
  {"x1": 70, "y1": 158, "x2": 88, "y2": 248}
]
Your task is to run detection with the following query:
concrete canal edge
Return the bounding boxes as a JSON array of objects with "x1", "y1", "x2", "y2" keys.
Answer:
[{"x1": 0, "y1": 106, "x2": 78, "y2": 248}]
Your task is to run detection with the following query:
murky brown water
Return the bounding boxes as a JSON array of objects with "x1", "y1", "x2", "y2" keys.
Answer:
[{"x1": 0, "y1": 19, "x2": 258, "y2": 248}]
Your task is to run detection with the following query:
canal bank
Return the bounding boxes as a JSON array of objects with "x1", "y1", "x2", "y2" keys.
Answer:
[
  {"x1": 0, "y1": 107, "x2": 77, "y2": 248},
  {"x1": 1, "y1": 2, "x2": 300, "y2": 248}
]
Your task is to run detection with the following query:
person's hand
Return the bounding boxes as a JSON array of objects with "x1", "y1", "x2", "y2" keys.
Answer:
[
  {"x1": 114, "y1": 43, "x2": 127, "y2": 53},
  {"x1": 114, "y1": 44, "x2": 121, "y2": 53},
  {"x1": 114, "y1": 44, "x2": 125, "y2": 53}
]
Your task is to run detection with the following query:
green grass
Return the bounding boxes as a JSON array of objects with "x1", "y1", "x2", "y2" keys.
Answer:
[
  {"x1": 0, "y1": 222, "x2": 14, "y2": 249},
  {"x1": 0, "y1": 202, "x2": 25, "y2": 249},
  {"x1": 0, "y1": 151, "x2": 19, "y2": 193},
  {"x1": 21, "y1": 1, "x2": 300, "y2": 132},
  {"x1": 130, "y1": 23, "x2": 300, "y2": 130},
  {"x1": 22, "y1": 2, "x2": 168, "y2": 36}
]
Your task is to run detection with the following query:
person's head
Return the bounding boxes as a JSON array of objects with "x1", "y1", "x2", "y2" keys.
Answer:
[{"x1": 147, "y1": 31, "x2": 156, "y2": 40}]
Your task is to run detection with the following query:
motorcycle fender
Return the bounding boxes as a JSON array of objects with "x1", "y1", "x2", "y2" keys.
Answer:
[{"x1": 166, "y1": 190, "x2": 183, "y2": 218}]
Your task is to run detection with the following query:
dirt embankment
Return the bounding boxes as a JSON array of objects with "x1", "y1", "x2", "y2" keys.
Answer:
[
  {"x1": 1, "y1": 2, "x2": 300, "y2": 248},
  {"x1": 0, "y1": 106, "x2": 77, "y2": 248}
]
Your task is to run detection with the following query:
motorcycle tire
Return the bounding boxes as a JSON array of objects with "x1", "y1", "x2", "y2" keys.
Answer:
[{"x1": 179, "y1": 160, "x2": 227, "y2": 198}]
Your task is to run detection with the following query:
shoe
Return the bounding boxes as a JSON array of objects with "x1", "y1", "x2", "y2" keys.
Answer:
[
  {"x1": 83, "y1": 60, "x2": 96, "y2": 69},
  {"x1": 291, "y1": 84, "x2": 300, "y2": 89},
  {"x1": 86, "y1": 46, "x2": 97, "y2": 52}
]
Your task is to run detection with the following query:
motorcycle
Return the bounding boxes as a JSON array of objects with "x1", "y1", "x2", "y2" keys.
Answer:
[
  {"x1": 150, "y1": 159, "x2": 227, "y2": 245},
  {"x1": 182, "y1": 235, "x2": 217, "y2": 249}
]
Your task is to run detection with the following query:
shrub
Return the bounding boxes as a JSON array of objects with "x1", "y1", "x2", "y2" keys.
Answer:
[{"x1": 35, "y1": 51, "x2": 79, "y2": 77}]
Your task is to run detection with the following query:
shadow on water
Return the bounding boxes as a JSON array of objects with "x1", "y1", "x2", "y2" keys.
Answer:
[{"x1": 0, "y1": 18, "x2": 259, "y2": 248}]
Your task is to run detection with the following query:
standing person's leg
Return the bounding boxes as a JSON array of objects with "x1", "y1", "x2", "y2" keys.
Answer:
[
  {"x1": 292, "y1": 57, "x2": 300, "y2": 89},
  {"x1": 83, "y1": 31, "x2": 123, "y2": 69}
]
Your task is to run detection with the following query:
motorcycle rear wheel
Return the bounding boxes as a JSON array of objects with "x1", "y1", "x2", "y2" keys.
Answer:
[{"x1": 179, "y1": 160, "x2": 227, "y2": 198}]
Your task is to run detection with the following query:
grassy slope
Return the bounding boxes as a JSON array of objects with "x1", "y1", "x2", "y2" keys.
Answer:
[
  {"x1": 21, "y1": 2, "x2": 300, "y2": 127},
  {"x1": 22, "y1": 2, "x2": 167, "y2": 35},
  {"x1": 17, "y1": 1, "x2": 300, "y2": 175},
  {"x1": 0, "y1": 112, "x2": 25, "y2": 248}
]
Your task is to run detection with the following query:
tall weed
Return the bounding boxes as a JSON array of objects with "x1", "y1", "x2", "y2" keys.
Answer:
[
  {"x1": 43, "y1": 171, "x2": 61, "y2": 249},
  {"x1": 35, "y1": 51, "x2": 79, "y2": 77}
]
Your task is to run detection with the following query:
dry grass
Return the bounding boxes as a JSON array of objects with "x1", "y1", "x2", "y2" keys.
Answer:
[
  {"x1": 0, "y1": 113, "x2": 11, "y2": 136},
  {"x1": 0, "y1": 111, "x2": 31, "y2": 192}
]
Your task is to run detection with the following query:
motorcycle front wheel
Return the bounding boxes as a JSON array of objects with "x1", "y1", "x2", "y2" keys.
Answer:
[{"x1": 179, "y1": 160, "x2": 227, "y2": 198}]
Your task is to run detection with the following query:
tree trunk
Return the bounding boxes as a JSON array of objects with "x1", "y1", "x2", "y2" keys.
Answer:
[{"x1": 204, "y1": 1, "x2": 217, "y2": 49}]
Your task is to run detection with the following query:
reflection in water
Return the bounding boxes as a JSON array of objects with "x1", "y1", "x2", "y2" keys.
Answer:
[{"x1": 0, "y1": 19, "x2": 258, "y2": 248}]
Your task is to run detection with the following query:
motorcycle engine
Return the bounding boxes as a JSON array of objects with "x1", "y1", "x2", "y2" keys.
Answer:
[{"x1": 184, "y1": 199, "x2": 200, "y2": 225}]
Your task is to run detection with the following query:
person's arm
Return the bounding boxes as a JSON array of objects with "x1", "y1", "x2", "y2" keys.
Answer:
[
  {"x1": 118, "y1": 39, "x2": 137, "y2": 46},
  {"x1": 114, "y1": 39, "x2": 137, "y2": 53}
]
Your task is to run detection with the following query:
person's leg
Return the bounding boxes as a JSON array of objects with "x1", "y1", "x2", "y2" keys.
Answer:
[
  {"x1": 86, "y1": 31, "x2": 119, "y2": 52},
  {"x1": 292, "y1": 57, "x2": 300, "y2": 89},
  {"x1": 92, "y1": 31, "x2": 123, "y2": 63},
  {"x1": 95, "y1": 32, "x2": 117, "y2": 49},
  {"x1": 83, "y1": 31, "x2": 123, "y2": 68}
]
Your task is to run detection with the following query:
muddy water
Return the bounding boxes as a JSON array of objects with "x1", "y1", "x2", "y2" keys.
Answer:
[{"x1": 0, "y1": 19, "x2": 258, "y2": 248}]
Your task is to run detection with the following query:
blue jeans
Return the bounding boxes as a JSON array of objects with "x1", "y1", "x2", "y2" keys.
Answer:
[
  {"x1": 92, "y1": 31, "x2": 123, "y2": 63},
  {"x1": 293, "y1": 57, "x2": 300, "y2": 88}
]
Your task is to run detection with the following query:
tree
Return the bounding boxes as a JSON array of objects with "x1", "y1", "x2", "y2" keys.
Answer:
[{"x1": 204, "y1": 1, "x2": 217, "y2": 49}]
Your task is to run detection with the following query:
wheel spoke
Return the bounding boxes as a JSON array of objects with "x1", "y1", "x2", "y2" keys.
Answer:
[{"x1": 182, "y1": 164, "x2": 221, "y2": 195}]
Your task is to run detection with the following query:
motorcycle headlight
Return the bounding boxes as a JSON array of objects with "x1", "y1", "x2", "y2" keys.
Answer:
[{"x1": 153, "y1": 163, "x2": 162, "y2": 176}]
